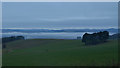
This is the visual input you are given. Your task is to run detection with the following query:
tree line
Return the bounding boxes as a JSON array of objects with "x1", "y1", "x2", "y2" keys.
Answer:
[
  {"x1": 82, "y1": 31, "x2": 109, "y2": 45},
  {"x1": 2, "y1": 36, "x2": 25, "y2": 43},
  {"x1": 2, "y1": 36, "x2": 25, "y2": 48}
]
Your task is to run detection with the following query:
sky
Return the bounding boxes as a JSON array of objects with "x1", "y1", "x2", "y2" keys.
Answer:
[
  {"x1": 2, "y1": 0, "x2": 119, "y2": 2},
  {"x1": 2, "y1": 2, "x2": 118, "y2": 29}
]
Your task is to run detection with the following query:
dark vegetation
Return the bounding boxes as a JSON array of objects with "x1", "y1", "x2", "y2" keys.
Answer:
[
  {"x1": 109, "y1": 33, "x2": 120, "y2": 40},
  {"x1": 2, "y1": 36, "x2": 25, "y2": 48},
  {"x1": 77, "y1": 36, "x2": 81, "y2": 39},
  {"x1": 2, "y1": 31, "x2": 119, "y2": 47},
  {"x1": 2, "y1": 36, "x2": 25, "y2": 43},
  {"x1": 82, "y1": 31, "x2": 109, "y2": 45},
  {"x1": 2, "y1": 44, "x2": 6, "y2": 49}
]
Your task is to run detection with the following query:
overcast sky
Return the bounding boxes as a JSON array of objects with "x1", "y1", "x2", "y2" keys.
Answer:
[
  {"x1": 2, "y1": 0, "x2": 119, "y2": 2},
  {"x1": 2, "y1": 2, "x2": 118, "y2": 29}
]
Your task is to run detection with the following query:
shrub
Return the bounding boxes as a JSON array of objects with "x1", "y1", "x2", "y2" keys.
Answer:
[{"x1": 82, "y1": 31, "x2": 109, "y2": 45}]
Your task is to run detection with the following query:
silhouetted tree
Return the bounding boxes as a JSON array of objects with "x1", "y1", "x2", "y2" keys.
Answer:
[
  {"x1": 2, "y1": 44, "x2": 6, "y2": 49},
  {"x1": 82, "y1": 31, "x2": 109, "y2": 45},
  {"x1": 2, "y1": 36, "x2": 25, "y2": 43},
  {"x1": 82, "y1": 33, "x2": 88, "y2": 43}
]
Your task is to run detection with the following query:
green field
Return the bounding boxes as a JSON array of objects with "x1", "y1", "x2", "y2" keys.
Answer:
[{"x1": 2, "y1": 39, "x2": 118, "y2": 66}]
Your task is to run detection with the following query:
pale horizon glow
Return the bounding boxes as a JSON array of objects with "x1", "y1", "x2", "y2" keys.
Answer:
[{"x1": 1, "y1": 26, "x2": 118, "y2": 30}]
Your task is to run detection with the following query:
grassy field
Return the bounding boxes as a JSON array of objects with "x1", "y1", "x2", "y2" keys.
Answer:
[{"x1": 2, "y1": 39, "x2": 118, "y2": 66}]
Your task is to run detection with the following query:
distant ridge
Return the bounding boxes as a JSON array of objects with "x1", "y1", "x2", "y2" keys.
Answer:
[{"x1": 2, "y1": 28, "x2": 118, "y2": 33}]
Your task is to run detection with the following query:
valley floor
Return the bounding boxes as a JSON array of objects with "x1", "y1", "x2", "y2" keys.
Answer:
[{"x1": 2, "y1": 39, "x2": 118, "y2": 66}]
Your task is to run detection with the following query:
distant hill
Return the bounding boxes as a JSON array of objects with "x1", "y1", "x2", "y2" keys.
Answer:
[{"x1": 1, "y1": 28, "x2": 118, "y2": 33}]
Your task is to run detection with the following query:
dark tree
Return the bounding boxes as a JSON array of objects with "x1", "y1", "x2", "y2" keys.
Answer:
[
  {"x1": 82, "y1": 31, "x2": 109, "y2": 45},
  {"x1": 103, "y1": 31, "x2": 109, "y2": 42},
  {"x1": 2, "y1": 44, "x2": 6, "y2": 49},
  {"x1": 82, "y1": 33, "x2": 88, "y2": 43},
  {"x1": 2, "y1": 36, "x2": 25, "y2": 43}
]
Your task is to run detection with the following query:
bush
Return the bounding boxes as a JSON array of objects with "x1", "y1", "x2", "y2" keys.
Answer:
[{"x1": 82, "y1": 31, "x2": 109, "y2": 45}]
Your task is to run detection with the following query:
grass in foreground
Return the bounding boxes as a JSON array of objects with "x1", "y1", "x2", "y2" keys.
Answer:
[{"x1": 2, "y1": 39, "x2": 118, "y2": 66}]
